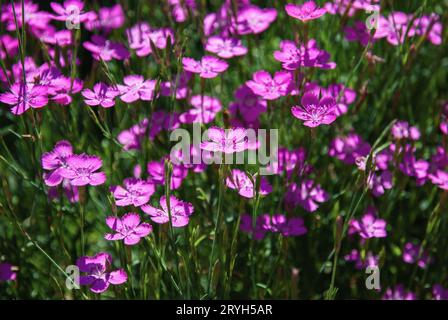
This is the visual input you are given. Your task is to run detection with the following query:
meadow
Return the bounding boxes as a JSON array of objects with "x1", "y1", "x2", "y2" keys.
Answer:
[{"x1": 0, "y1": 0, "x2": 447, "y2": 300}]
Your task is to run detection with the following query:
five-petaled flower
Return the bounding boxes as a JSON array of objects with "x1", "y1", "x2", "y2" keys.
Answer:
[
  {"x1": 349, "y1": 207, "x2": 387, "y2": 239},
  {"x1": 76, "y1": 252, "x2": 127, "y2": 293},
  {"x1": 104, "y1": 213, "x2": 152, "y2": 245},
  {"x1": 182, "y1": 56, "x2": 228, "y2": 78},
  {"x1": 201, "y1": 127, "x2": 249, "y2": 154},
  {"x1": 111, "y1": 178, "x2": 155, "y2": 207},
  {"x1": 285, "y1": 1, "x2": 326, "y2": 22},
  {"x1": 60, "y1": 155, "x2": 107, "y2": 186},
  {"x1": 291, "y1": 91, "x2": 337, "y2": 127},
  {"x1": 141, "y1": 195, "x2": 194, "y2": 227}
]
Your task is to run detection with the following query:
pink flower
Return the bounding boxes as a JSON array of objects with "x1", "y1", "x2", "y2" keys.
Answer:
[
  {"x1": 367, "y1": 170, "x2": 393, "y2": 197},
  {"x1": 291, "y1": 91, "x2": 337, "y2": 127},
  {"x1": 147, "y1": 159, "x2": 188, "y2": 190},
  {"x1": 391, "y1": 121, "x2": 421, "y2": 141},
  {"x1": 82, "y1": 82, "x2": 119, "y2": 108},
  {"x1": 83, "y1": 35, "x2": 130, "y2": 61},
  {"x1": 0, "y1": 35, "x2": 19, "y2": 59},
  {"x1": 60, "y1": 155, "x2": 106, "y2": 186},
  {"x1": 229, "y1": 84, "x2": 267, "y2": 123},
  {"x1": 428, "y1": 170, "x2": 448, "y2": 190},
  {"x1": 226, "y1": 169, "x2": 272, "y2": 199},
  {"x1": 0, "y1": 263, "x2": 17, "y2": 281},
  {"x1": 240, "y1": 213, "x2": 307, "y2": 239},
  {"x1": 205, "y1": 36, "x2": 247, "y2": 59},
  {"x1": 2, "y1": 1, "x2": 51, "y2": 35},
  {"x1": 274, "y1": 39, "x2": 336, "y2": 71},
  {"x1": 285, "y1": 1, "x2": 326, "y2": 22},
  {"x1": 402, "y1": 242, "x2": 431, "y2": 269},
  {"x1": 267, "y1": 147, "x2": 310, "y2": 177},
  {"x1": 117, "y1": 119, "x2": 148, "y2": 151},
  {"x1": 383, "y1": 285, "x2": 416, "y2": 300},
  {"x1": 141, "y1": 195, "x2": 194, "y2": 227},
  {"x1": 149, "y1": 111, "x2": 180, "y2": 140},
  {"x1": 0, "y1": 83, "x2": 48, "y2": 115},
  {"x1": 104, "y1": 213, "x2": 152, "y2": 245},
  {"x1": 117, "y1": 75, "x2": 157, "y2": 103},
  {"x1": 344, "y1": 21, "x2": 373, "y2": 46},
  {"x1": 349, "y1": 207, "x2": 387, "y2": 239},
  {"x1": 234, "y1": 6, "x2": 277, "y2": 35},
  {"x1": 76, "y1": 252, "x2": 127, "y2": 293},
  {"x1": 286, "y1": 180, "x2": 329, "y2": 212},
  {"x1": 182, "y1": 56, "x2": 228, "y2": 78},
  {"x1": 111, "y1": 178, "x2": 156, "y2": 207},
  {"x1": 180, "y1": 95, "x2": 222, "y2": 124},
  {"x1": 50, "y1": 0, "x2": 88, "y2": 22},
  {"x1": 433, "y1": 285, "x2": 448, "y2": 300},
  {"x1": 246, "y1": 70, "x2": 292, "y2": 100},
  {"x1": 201, "y1": 127, "x2": 249, "y2": 154},
  {"x1": 344, "y1": 249, "x2": 379, "y2": 270},
  {"x1": 84, "y1": 4, "x2": 125, "y2": 32},
  {"x1": 41, "y1": 140, "x2": 74, "y2": 186},
  {"x1": 329, "y1": 133, "x2": 371, "y2": 165}
]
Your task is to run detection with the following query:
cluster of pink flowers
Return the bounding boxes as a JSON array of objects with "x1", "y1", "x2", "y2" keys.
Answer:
[{"x1": 226, "y1": 169, "x2": 272, "y2": 199}]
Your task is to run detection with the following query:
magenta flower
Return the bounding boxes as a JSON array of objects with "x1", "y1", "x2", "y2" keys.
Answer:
[
  {"x1": 82, "y1": 82, "x2": 119, "y2": 108},
  {"x1": 402, "y1": 242, "x2": 430, "y2": 269},
  {"x1": 329, "y1": 133, "x2": 371, "y2": 165},
  {"x1": 41, "y1": 140, "x2": 74, "y2": 186},
  {"x1": 229, "y1": 84, "x2": 267, "y2": 123},
  {"x1": 240, "y1": 214, "x2": 269, "y2": 240},
  {"x1": 226, "y1": 169, "x2": 272, "y2": 199},
  {"x1": 60, "y1": 155, "x2": 106, "y2": 186},
  {"x1": 0, "y1": 83, "x2": 48, "y2": 115},
  {"x1": 391, "y1": 120, "x2": 421, "y2": 141},
  {"x1": 433, "y1": 285, "x2": 448, "y2": 300},
  {"x1": 2, "y1": 1, "x2": 51, "y2": 34},
  {"x1": 84, "y1": 4, "x2": 125, "y2": 32},
  {"x1": 76, "y1": 252, "x2": 127, "y2": 294},
  {"x1": 344, "y1": 21, "x2": 373, "y2": 46},
  {"x1": 383, "y1": 285, "x2": 416, "y2": 300},
  {"x1": 104, "y1": 213, "x2": 152, "y2": 245},
  {"x1": 160, "y1": 72, "x2": 191, "y2": 100},
  {"x1": 147, "y1": 159, "x2": 188, "y2": 190},
  {"x1": 268, "y1": 147, "x2": 310, "y2": 177},
  {"x1": 266, "y1": 214, "x2": 308, "y2": 237},
  {"x1": 149, "y1": 111, "x2": 180, "y2": 140},
  {"x1": 118, "y1": 118, "x2": 148, "y2": 151},
  {"x1": 0, "y1": 35, "x2": 19, "y2": 59},
  {"x1": 48, "y1": 179, "x2": 79, "y2": 203},
  {"x1": 182, "y1": 56, "x2": 228, "y2": 78},
  {"x1": 180, "y1": 95, "x2": 222, "y2": 124},
  {"x1": 201, "y1": 127, "x2": 249, "y2": 154},
  {"x1": 286, "y1": 180, "x2": 329, "y2": 212},
  {"x1": 141, "y1": 195, "x2": 194, "y2": 228},
  {"x1": 246, "y1": 70, "x2": 292, "y2": 100},
  {"x1": 285, "y1": 1, "x2": 326, "y2": 22},
  {"x1": 274, "y1": 39, "x2": 336, "y2": 71},
  {"x1": 117, "y1": 75, "x2": 157, "y2": 103},
  {"x1": 349, "y1": 207, "x2": 387, "y2": 239},
  {"x1": 291, "y1": 91, "x2": 337, "y2": 127},
  {"x1": 83, "y1": 35, "x2": 130, "y2": 61},
  {"x1": 234, "y1": 6, "x2": 277, "y2": 35},
  {"x1": 50, "y1": 0, "x2": 88, "y2": 22},
  {"x1": 205, "y1": 36, "x2": 248, "y2": 59},
  {"x1": 344, "y1": 249, "x2": 379, "y2": 270},
  {"x1": 0, "y1": 263, "x2": 17, "y2": 281},
  {"x1": 428, "y1": 170, "x2": 448, "y2": 190},
  {"x1": 111, "y1": 178, "x2": 155, "y2": 207},
  {"x1": 367, "y1": 170, "x2": 393, "y2": 197},
  {"x1": 399, "y1": 149, "x2": 429, "y2": 185}
]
